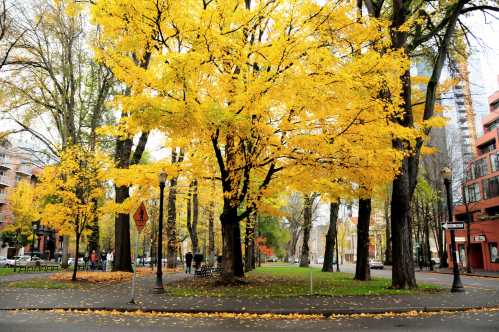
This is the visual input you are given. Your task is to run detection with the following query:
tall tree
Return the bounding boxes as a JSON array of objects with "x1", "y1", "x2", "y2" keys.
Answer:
[
  {"x1": 361, "y1": 0, "x2": 499, "y2": 288},
  {"x1": 186, "y1": 179, "x2": 199, "y2": 254},
  {"x1": 166, "y1": 148, "x2": 184, "y2": 268},
  {"x1": 355, "y1": 198, "x2": 371, "y2": 281},
  {"x1": 1, "y1": 0, "x2": 114, "y2": 267},
  {"x1": 93, "y1": 0, "x2": 410, "y2": 280},
  {"x1": 322, "y1": 201, "x2": 339, "y2": 272}
]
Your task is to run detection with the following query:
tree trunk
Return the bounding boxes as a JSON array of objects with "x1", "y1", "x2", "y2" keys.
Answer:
[
  {"x1": 322, "y1": 201, "x2": 339, "y2": 272},
  {"x1": 391, "y1": 163, "x2": 417, "y2": 288},
  {"x1": 462, "y1": 184, "x2": 473, "y2": 273},
  {"x1": 87, "y1": 201, "x2": 99, "y2": 257},
  {"x1": 424, "y1": 205, "x2": 432, "y2": 271},
  {"x1": 288, "y1": 229, "x2": 300, "y2": 263},
  {"x1": 335, "y1": 227, "x2": 340, "y2": 272},
  {"x1": 72, "y1": 231, "x2": 80, "y2": 282},
  {"x1": 192, "y1": 180, "x2": 199, "y2": 253},
  {"x1": 167, "y1": 176, "x2": 178, "y2": 268},
  {"x1": 244, "y1": 211, "x2": 256, "y2": 272},
  {"x1": 208, "y1": 200, "x2": 215, "y2": 266},
  {"x1": 61, "y1": 235, "x2": 69, "y2": 268},
  {"x1": 186, "y1": 180, "x2": 199, "y2": 254},
  {"x1": 299, "y1": 195, "x2": 313, "y2": 268},
  {"x1": 114, "y1": 185, "x2": 132, "y2": 272},
  {"x1": 167, "y1": 149, "x2": 183, "y2": 268},
  {"x1": 384, "y1": 196, "x2": 392, "y2": 265},
  {"x1": 220, "y1": 203, "x2": 244, "y2": 279},
  {"x1": 355, "y1": 198, "x2": 371, "y2": 281}
]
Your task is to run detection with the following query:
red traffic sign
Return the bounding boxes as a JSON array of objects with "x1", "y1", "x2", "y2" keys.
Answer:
[{"x1": 133, "y1": 202, "x2": 149, "y2": 232}]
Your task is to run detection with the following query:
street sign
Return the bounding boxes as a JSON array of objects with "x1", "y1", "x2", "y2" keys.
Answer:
[
  {"x1": 133, "y1": 202, "x2": 149, "y2": 232},
  {"x1": 130, "y1": 202, "x2": 148, "y2": 305},
  {"x1": 443, "y1": 222, "x2": 465, "y2": 230}
]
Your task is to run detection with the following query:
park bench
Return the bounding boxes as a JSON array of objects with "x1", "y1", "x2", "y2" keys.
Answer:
[
  {"x1": 194, "y1": 265, "x2": 223, "y2": 277},
  {"x1": 12, "y1": 262, "x2": 60, "y2": 273}
]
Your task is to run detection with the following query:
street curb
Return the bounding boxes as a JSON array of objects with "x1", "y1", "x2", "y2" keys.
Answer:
[
  {"x1": 430, "y1": 271, "x2": 499, "y2": 279},
  {"x1": 1, "y1": 305, "x2": 498, "y2": 317}
]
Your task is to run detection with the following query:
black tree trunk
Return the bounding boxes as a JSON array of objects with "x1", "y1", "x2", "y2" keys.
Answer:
[
  {"x1": 244, "y1": 212, "x2": 256, "y2": 272},
  {"x1": 114, "y1": 185, "x2": 132, "y2": 272},
  {"x1": 355, "y1": 198, "x2": 371, "y2": 281},
  {"x1": 299, "y1": 195, "x2": 313, "y2": 268},
  {"x1": 208, "y1": 200, "x2": 215, "y2": 265},
  {"x1": 220, "y1": 203, "x2": 244, "y2": 279},
  {"x1": 322, "y1": 201, "x2": 339, "y2": 272},
  {"x1": 391, "y1": 162, "x2": 417, "y2": 288},
  {"x1": 72, "y1": 230, "x2": 80, "y2": 282}
]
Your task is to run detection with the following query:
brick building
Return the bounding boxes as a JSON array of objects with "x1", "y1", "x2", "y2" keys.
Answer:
[
  {"x1": 452, "y1": 76, "x2": 499, "y2": 272},
  {"x1": 0, "y1": 139, "x2": 58, "y2": 259}
]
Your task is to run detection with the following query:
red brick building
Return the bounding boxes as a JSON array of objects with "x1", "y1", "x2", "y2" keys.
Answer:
[
  {"x1": 452, "y1": 77, "x2": 499, "y2": 272},
  {"x1": 0, "y1": 139, "x2": 60, "y2": 260}
]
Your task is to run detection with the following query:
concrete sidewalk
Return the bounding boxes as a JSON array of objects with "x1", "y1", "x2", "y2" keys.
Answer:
[
  {"x1": 0, "y1": 273, "x2": 498, "y2": 315},
  {"x1": 430, "y1": 268, "x2": 499, "y2": 279}
]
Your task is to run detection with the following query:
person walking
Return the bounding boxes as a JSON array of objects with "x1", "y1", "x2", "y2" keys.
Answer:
[
  {"x1": 106, "y1": 251, "x2": 114, "y2": 272},
  {"x1": 90, "y1": 250, "x2": 98, "y2": 271},
  {"x1": 185, "y1": 252, "x2": 193, "y2": 274},
  {"x1": 193, "y1": 252, "x2": 203, "y2": 271}
]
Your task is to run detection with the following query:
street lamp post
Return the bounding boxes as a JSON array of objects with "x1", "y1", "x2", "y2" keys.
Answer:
[
  {"x1": 441, "y1": 167, "x2": 465, "y2": 293},
  {"x1": 31, "y1": 222, "x2": 38, "y2": 259},
  {"x1": 153, "y1": 171, "x2": 167, "y2": 294}
]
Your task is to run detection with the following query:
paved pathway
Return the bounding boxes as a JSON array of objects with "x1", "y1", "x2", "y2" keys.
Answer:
[
  {"x1": 0, "y1": 272, "x2": 57, "y2": 283},
  {"x1": 1, "y1": 306, "x2": 498, "y2": 332},
  {"x1": 0, "y1": 271, "x2": 498, "y2": 314}
]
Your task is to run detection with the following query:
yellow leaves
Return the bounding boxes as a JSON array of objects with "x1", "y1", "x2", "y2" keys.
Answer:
[
  {"x1": 36, "y1": 146, "x2": 107, "y2": 233},
  {"x1": 90, "y1": 0, "x2": 417, "y2": 207}
]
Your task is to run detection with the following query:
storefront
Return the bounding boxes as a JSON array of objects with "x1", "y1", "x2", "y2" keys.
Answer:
[{"x1": 446, "y1": 220, "x2": 499, "y2": 272}]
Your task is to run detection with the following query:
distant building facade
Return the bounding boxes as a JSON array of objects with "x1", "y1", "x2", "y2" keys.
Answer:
[
  {"x1": 0, "y1": 139, "x2": 58, "y2": 259},
  {"x1": 452, "y1": 76, "x2": 499, "y2": 272}
]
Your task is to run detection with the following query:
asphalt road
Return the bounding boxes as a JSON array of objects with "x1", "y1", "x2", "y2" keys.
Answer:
[
  {"x1": 311, "y1": 263, "x2": 499, "y2": 290},
  {"x1": 0, "y1": 308, "x2": 497, "y2": 332}
]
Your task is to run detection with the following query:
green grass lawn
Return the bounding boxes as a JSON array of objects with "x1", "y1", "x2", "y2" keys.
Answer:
[
  {"x1": 0, "y1": 267, "x2": 56, "y2": 277},
  {"x1": 0, "y1": 278, "x2": 82, "y2": 289},
  {"x1": 168, "y1": 265, "x2": 442, "y2": 298}
]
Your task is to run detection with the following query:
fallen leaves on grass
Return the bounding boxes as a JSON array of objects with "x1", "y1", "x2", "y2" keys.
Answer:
[{"x1": 49, "y1": 272, "x2": 132, "y2": 283}]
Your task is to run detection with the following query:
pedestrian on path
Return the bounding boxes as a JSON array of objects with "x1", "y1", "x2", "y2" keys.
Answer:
[
  {"x1": 185, "y1": 252, "x2": 193, "y2": 274},
  {"x1": 90, "y1": 250, "x2": 98, "y2": 271},
  {"x1": 106, "y1": 251, "x2": 113, "y2": 272},
  {"x1": 193, "y1": 253, "x2": 203, "y2": 271}
]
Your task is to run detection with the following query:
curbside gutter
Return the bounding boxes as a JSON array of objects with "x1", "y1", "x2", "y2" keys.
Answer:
[{"x1": 1, "y1": 305, "x2": 498, "y2": 317}]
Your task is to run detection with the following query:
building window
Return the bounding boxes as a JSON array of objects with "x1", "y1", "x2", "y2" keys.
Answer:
[
  {"x1": 482, "y1": 176, "x2": 499, "y2": 199},
  {"x1": 490, "y1": 243, "x2": 499, "y2": 263},
  {"x1": 466, "y1": 165, "x2": 475, "y2": 180},
  {"x1": 491, "y1": 153, "x2": 499, "y2": 172},
  {"x1": 474, "y1": 158, "x2": 488, "y2": 178},
  {"x1": 479, "y1": 141, "x2": 496, "y2": 155},
  {"x1": 466, "y1": 183, "x2": 481, "y2": 202}
]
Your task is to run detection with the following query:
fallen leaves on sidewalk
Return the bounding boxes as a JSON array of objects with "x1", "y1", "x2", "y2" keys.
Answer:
[{"x1": 43, "y1": 307, "x2": 499, "y2": 321}]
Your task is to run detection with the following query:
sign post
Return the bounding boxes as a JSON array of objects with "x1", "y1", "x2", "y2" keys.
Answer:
[
  {"x1": 442, "y1": 222, "x2": 465, "y2": 230},
  {"x1": 130, "y1": 202, "x2": 149, "y2": 304}
]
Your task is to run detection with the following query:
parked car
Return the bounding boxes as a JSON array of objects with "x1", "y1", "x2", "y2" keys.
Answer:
[
  {"x1": 369, "y1": 259, "x2": 384, "y2": 269},
  {"x1": 431, "y1": 257, "x2": 440, "y2": 266},
  {"x1": 0, "y1": 256, "x2": 7, "y2": 267},
  {"x1": 6, "y1": 255, "x2": 44, "y2": 267},
  {"x1": 68, "y1": 257, "x2": 84, "y2": 265}
]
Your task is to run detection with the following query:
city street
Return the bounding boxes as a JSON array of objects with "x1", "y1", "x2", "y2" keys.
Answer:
[
  {"x1": 0, "y1": 308, "x2": 497, "y2": 332},
  {"x1": 318, "y1": 263, "x2": 499, "y2": 291}
]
